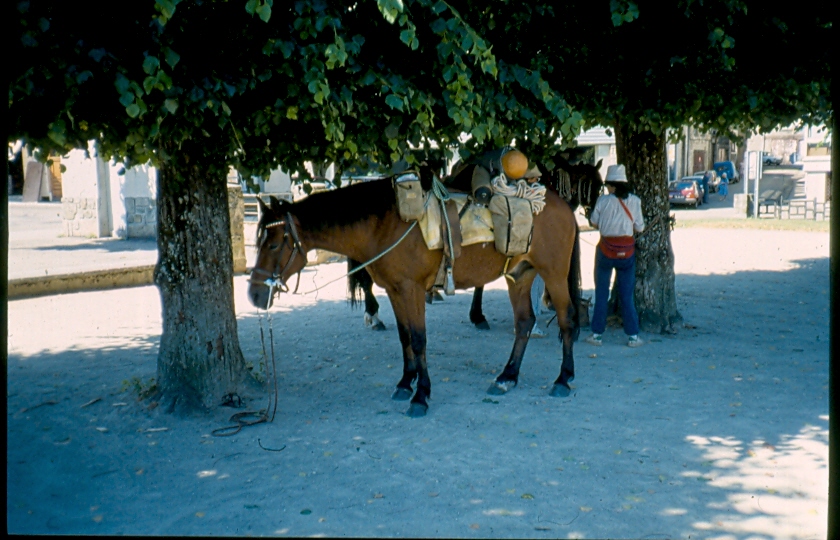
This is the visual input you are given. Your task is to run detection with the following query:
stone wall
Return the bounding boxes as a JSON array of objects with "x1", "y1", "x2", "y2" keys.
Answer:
[
  {"x1": 125, "y1": 197, "x2": 157, "y2": 238},
  {"x1": 228, "y1": 186, "x2": 246, "y2": 274},
  {"x1": 62, "y1": 197, "x2": 101, "y2": 237}
]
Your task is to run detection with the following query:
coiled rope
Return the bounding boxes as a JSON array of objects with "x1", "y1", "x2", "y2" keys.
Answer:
[{"x1": 491, "y1": 176, "x2": 547, "y2": 214}]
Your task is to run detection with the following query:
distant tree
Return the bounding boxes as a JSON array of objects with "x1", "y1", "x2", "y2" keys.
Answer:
[
  {"x1": 9, "y1": 0, "x2": 583, "y2": 410},
  {"x1": 459, "y1": 0, "x2": 832, "y2": 331}
]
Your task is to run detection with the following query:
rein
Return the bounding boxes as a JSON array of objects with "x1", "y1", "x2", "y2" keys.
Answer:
[
  {"x1": 252, "y1": 212, "x2": 419, "y2": 298},
  {"x1": 295, "y1": 221, "x2": 418, "y2": 296}
]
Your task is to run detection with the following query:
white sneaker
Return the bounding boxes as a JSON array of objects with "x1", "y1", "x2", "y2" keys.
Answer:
[
  {"x1": 585, "y1": 333, "x2": 602, "y2": 346},
  {"x1": 627, "y1": 335, "x2": 644, "y2": 347}
]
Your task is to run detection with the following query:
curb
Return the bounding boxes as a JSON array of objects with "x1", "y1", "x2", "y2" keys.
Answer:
[{"x1": 8, "y1": 265, "x2": 156, "y2": 300}]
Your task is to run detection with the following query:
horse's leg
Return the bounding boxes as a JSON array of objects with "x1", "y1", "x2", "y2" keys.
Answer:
[
  {"x1": 349, "y1": 262, "x2": 386, "y2": 330},
  {"x1": 388, "y1": 285, "x2": 432, "y2": 417},
  {"x1": 391, "y1": 321, "x2": 417, "y2": 401},
  {"x1": 543, "y1": 277, "x2": 576, "y2": 398},
  {"x1": 487, "y1": 274, "x2": 536, "y2": 395},
  {"x1": 362, "y1": 279, "x2": 386, "y2": 331},
  {"x1": 469, "y1": 286, "x2": 491, "y2": 330}
]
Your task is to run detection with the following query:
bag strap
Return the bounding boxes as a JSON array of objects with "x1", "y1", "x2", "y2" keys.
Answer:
[{"x1": 617, "y1": 198, "x2": 634, "y2": 222}]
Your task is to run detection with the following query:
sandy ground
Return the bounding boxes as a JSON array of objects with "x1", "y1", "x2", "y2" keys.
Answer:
[{"x1": 6, "y1": 227, "x2": 829, "y2": 538}]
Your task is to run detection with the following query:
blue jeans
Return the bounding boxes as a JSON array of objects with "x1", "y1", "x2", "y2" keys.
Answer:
[
  {"x1": 591, "y1": 249, "x2": 640, "y2": 336},
  {"x1": 531, "y1": 274, "x2": 545, "y2": 317}
]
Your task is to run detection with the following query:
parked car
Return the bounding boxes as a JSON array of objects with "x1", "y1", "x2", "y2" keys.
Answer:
[
  {"x1": 762, "y1": 153, "x2": 782, "y2": 166},
  {"x1": 713, "y1": 161, "x2": 739, "y2": 184},
  {"x1": 669, "y1": 177, "x2": 704, "y2": 208}
]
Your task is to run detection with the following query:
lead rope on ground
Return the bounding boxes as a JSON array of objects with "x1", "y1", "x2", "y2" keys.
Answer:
[{"x1": 212, "y1": 293, "x2": 280, "y2": 437}]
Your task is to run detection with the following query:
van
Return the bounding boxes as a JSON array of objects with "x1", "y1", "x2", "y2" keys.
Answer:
[{"x1": 713, "y1": 161, "x2": 739, "y2": 184}]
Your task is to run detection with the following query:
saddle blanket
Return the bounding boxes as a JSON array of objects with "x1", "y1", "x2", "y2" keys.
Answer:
[{"x1": 419, "y1": 193, "x2": 495, "y2": 251}]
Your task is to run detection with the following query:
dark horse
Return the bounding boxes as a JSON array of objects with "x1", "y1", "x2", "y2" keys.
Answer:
[
  {"x1": 248, "y1": 173, "x2": 582, "y2": 417},
  {"x1": 348, "y1": 157, "x2": 603, "y2": 331}
]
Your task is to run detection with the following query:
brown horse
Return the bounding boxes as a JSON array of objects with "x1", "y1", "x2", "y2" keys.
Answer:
[
  {"x1": 248, "y1": 174, "x2": 581, "y2": 417},
  {"x1": 348, "y1": 157, "x2": 603, "y2": 332},
  {"x1": 465, "y1": 157, "x2": 603, "y2": 329}
]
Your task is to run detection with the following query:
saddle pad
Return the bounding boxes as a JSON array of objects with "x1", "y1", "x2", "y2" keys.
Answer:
[{"x1": 419, "y1": 193, "x2": 495, "y2": 251}]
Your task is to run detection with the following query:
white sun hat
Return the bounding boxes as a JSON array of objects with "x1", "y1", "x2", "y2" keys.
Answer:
[{"x1": 605, "y1": 164, "x2": 628, "y2": 182}]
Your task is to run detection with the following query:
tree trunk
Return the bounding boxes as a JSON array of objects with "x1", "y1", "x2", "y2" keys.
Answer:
[
  {"x1": 614, "y1": 116, "x2": 682, "y2": 333},
  {"x1": 154, "y1": 141, "x2": 256, "y2": 412}
]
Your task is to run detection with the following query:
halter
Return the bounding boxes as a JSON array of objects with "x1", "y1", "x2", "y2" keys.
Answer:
[{"x1": 250, "y1": 212, "x2": 307, "y2": 302}]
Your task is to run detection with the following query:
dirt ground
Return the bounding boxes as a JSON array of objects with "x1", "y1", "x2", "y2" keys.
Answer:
[{"x1": 6, "y1": 227, "x2": 829, "y2": 538}]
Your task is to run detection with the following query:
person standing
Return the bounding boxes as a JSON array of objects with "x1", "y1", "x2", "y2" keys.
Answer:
[
  {"x1": 719, "y1": 172, "x2": 729, "y2": 201},
  {"x1": 585, "y1": 164, "x2": 645, "y2": 347},
  {"x1": 701, "y1": 170, "x2": 712, "y2": 204}
]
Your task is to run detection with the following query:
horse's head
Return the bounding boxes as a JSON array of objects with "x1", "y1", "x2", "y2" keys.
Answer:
[
  {"x1": 248, "y1": 196, "x2": 308, "y2": 310},
  {"x1": 556, "y1": 157, "x2": 604, "y2": 220}
]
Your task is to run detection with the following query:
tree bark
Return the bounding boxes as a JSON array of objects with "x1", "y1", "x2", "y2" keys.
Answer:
[
  {"x1": 614, "y1": 116, "x2": 682, "y2": 333},
  {"x1": 154, "y1": 140, "x2": 256, "y2": 412}
]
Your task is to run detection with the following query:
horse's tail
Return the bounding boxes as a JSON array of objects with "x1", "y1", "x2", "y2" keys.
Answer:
[
  {"x1": 347, "y1": 258, "x2": 371, "y2": 309},
  {"x1": 567, "y1": 221, "x2": 582, "y2": 341}
]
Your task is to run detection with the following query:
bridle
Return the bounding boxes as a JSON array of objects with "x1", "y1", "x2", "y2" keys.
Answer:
[{"x1": 250, "y1": 212, "x2": 308, "y2": 302}]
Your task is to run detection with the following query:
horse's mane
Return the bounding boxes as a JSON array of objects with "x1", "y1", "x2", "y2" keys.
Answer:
[{"x1": 257, "y1": 178, "x2": 396, "y2": 240}]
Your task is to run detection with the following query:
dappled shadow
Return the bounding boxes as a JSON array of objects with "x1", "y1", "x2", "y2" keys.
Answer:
[{"x1": 7, "y1": 254, "x2": 828, "y2": 537}]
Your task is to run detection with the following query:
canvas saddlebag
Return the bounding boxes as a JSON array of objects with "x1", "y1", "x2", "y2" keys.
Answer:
[
  {"x1": 488, "y1": 194, "x2": 534, "y2": 256},
  {"x1": 394, "y1": 171, "x2": 428, "y2": 222}
]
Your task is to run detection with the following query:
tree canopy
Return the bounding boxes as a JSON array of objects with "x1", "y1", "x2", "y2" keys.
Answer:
[
  {"x1": 459, "y1": 1, "x2": 831, "y2": 139},
  {"x1": 11, "y1": 0, "x2": 587, "y2": 181}
]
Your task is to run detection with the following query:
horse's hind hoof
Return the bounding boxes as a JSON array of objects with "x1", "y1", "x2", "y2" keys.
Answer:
[
  {"x1": 487, "y1": 380, "x2": 515, "y2": 395},
  {"x1": 406, "y1": 403, "x2": 428, "y2": 417},
  {"x1": 549, "y1": 383, "x2": 572, "y2": 398},
  {"x1": 371, "y1": 321, "x2": 386, "y2": 331},
  {"x1": 474, "y1": 320, "x2": 491, "y2": 331},
  {"x1": 391, "y1": 387, "x2": 412, "y2": 401}
]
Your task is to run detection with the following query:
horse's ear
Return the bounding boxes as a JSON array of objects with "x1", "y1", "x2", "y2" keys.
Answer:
[
  {"x1": 269, "y1": 195, "x2": 283, "y2": 211},
  {"x1": 257, "y1": 196, "x2": 269, "y2": 214},
  {"x1": 594, "y1": 159, "x2": 603, "y2": 170}
]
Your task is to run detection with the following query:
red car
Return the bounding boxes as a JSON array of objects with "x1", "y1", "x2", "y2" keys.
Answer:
[{"x1": 669, "y1": 178, "x2": 704, "y2": 208}]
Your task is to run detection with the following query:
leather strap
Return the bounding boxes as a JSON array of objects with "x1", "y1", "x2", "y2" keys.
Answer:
[{"x1": 617, "y1": 198, "x2": 634, "y2": 222}]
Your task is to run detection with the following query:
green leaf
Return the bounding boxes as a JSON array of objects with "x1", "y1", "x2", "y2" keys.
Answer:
[
  {"x1": 256, "y1": 2, "x2": 272, "y2": 23},
  {"x1": 89, "y1": 48, "x2": 107, "y2": 62},
  {"x1": 286, "y1": 106, "x2": 298, "y2": 119},
  {"x1": 155, "y1": 0, "x2": 177, "y2": 21},
  {"x1": 163, "y1": 48, "x2": 180, "y2": 67},
  {"x1": 143, "y1": 55, "x2": 160, "y2": 75},
  {"x1": 399, "y1": 28, "x2": 415, "y2": 47},
  {"x1": 164, "y1": 99, "x2": 179, "y2": 114},
  {"x1": 245, "y1": 0, "x2": 258, "y2": 15},
  {"x1": 126, "y1": 104, "x2": 141, "y2": 118},
  {"x1": 376, "y1": 0, "x2": 403, "y2": 24},
  {"x1": 115, "y1": 73, "x2": 131, "y2": 94},
  {"x1": 119, "y1": 92, "x2": 135, "y2": 107},
  {"x1": 385, "y1": 94, "x2": 404, "y2": 111}
]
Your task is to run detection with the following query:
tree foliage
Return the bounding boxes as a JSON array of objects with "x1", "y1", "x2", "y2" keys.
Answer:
[
  {"x1": 460, "y1": 1, "x2": 831, "y2": 139},
  {"x1": 10, "y1": 0, "x2": 586, "y2": 182}
]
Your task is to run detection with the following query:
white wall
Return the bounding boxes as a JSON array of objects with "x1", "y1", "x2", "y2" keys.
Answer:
[{"x1": 61, "y1": 146, "x2": 98, "y2": 199}]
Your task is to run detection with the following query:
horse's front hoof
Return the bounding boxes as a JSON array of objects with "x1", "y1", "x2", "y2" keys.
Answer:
[
  {"x1": 371, "y1": 321, "x2": 387, "y2": 331},
  {"x1": 392, "y1": 387, "x2": 412, "y2": 401},
  {"x1": 406, "y1": 402, "x2": 428, "y2": 417},
  {"x1": 474, "y1": 320, "x2": 491, "y2": 331},
  {"x1": 549, "y1": 383, "x2": 572, "y2": 398},
  {"x1": 487, "y1": 380, "x2": 515, "y2": 395}
]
